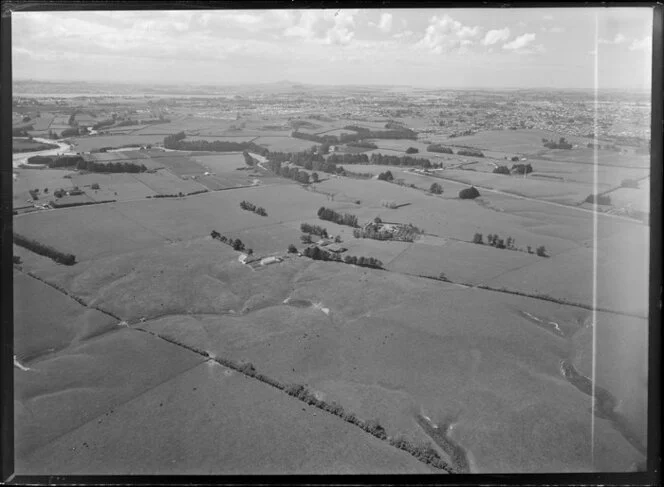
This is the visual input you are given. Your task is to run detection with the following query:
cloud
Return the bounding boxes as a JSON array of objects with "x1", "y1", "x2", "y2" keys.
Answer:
[
  {"x1": 543, "y1": 14, "x2": 554, "y2": 21},
  {"x1": 599, "y1": 33, "x2": 627, "y2": 45},
  {"x1": 283, "y1": 9, "x2": 358, "y2": 45},
  {"x1": 393, "y1": 30, "x2": 414, "y2": 39},
  {"x1": 415, "y1": 14, "x2": 481, "y2": 54},
  {"x1": 503, "y1": 32, "x2": 536, "y2": 50},
  {"x1": 629, "y1": 36, "x2": 651, "y2": 51},
  {"x1": 369, "y1": 13, "x2": 393, "y2": 33},
  {"x1": 481, "y1": 27, "x2": 510, "y2": 46},
  {"x1": 541, "y1": 26, "x2": 565, "y2": 33}
]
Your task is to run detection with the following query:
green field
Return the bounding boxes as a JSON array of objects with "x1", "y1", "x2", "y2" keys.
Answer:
[
  {"x1": 69, "y1": 134, "x2": 166, "y2": 152},
  {"x1": 13, "y1": 138, "x2": 59, "y2": 153}
]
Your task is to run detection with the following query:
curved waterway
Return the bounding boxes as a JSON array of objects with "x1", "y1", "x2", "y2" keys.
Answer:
[{"x1": 13, "y1": 137, "x2": 74, "y2": 169}]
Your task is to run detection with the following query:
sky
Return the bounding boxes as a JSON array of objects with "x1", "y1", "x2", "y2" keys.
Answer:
[{"x1": 11, "y1": 8, "x2": 653, "y2": 90}]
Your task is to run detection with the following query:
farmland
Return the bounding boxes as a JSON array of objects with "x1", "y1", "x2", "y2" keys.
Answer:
[{"x1": 12, "y1": 83, "x2": 651, "y2": 475}]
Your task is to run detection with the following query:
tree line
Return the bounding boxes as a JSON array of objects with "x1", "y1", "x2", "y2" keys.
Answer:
[
  {"x1": 13, "y1": 233, "x2": 76, "y2": 266},
  {"x1": 210, "y1": 231, "x2": 253, "y2": 255},
  {"x1": 302, "y1": 246, "x2": 384, "y2": 269},
  {"x1": 318, "y1": 206, "x2": 359, "y2": 227},
  {"x1": 27, "y1": 155, "x2": 147, "y2": 173},
  {"x1": 542, "y1": 137, "x2": 573, "y2": 150},
  {"x1": 291, "y1": 125, "x2": 417, "y2": 145},
  {"x1": 472, "y1": 232, "x2": 547, "y2": 256},
  {"x1": 300, "y1": 223, "x2": 329, "y2": 238},
  {"x1": 163, "y1": 132, "x2": 268, "y2": 154},
  {"x1": 427, "y1": 144, "x2": 454, "y2": 154},
  {"x1": 239, "y1": 200, "x2": 267, "y2": 216}
]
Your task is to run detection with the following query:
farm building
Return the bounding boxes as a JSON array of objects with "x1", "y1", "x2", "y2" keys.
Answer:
[{"x1": 260, "y1": 256, "x2": 282, "y2": 266}]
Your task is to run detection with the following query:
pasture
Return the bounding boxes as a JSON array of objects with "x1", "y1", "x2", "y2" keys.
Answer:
[
  {"x1": 133, "y1": 261, "x2": 644, "y2": 473},
  {"x1": 12, "y1": 168, "x2": 77, "y2": 209},
  {"x1": 71, "y1": 173, "x2": 158, "y2": 201},
  {"x1": 69, "y1": 134, "x2": 166, "y2": 152},
  {"x1": 17, "y1": 356, "x2": 430, "y2": 475},
  {"x1": 447, "y1": 129, "x2": 591, "y2": 155},
  {"x1": 13, "y1": 138, "x2": 58, "y2": 153},
  {"x1": 132, "y1": 170, "x2": 208, "y2": 195},
  {"x1": 254, "y1": 136, "x2": 319, "y2": 152}
]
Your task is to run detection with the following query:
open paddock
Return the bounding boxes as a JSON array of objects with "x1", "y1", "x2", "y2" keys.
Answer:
[
  {"x1": 254, "y1": 136, "x2": 319, "y2": 152},
  {"x1": 13, "y1": 270, "x2": 118, "y2": 363},
  {"x1": 141, "y1": 152, "x2": 208, "y2": 176},
  {"x1": 387, "y1": 237, "x2": 543, "y2": 284},
  {"x1": 135, "y1": 261, "x2": 644, "y2": 473},
  {"x1": 537, "y1": 148, "x2": 650, "y2": 168},
  {"x1": 13, "y1": 203, "x2": 169, "y2": 262},
  {"x1": 18, "y1": 356, "x2": 430, "y2": 475},
  {"x1": 605, "y1": 180, "x2": 649, "y2": 214},
  {"x1": 13, "y1": 138, "x2": 59, "y2": 153},
  {"x1": 132, "y1": 170, "x2": 208, "y2": 195},
  {"x1": 447, "y1": 129, "x2": 591, "y2": 155},
  {"x1": 435, "y1": 169, "x2": 598, "y2": 206},
  {"x1": 190, "y1": 153, "x2": 246, "y2": 173},
  {"x1": 71, "y1": 173, "x2": 158, "y2": 201},
  {"x1": 69, "y1": 134, "x2": 166, "y2": 152}
]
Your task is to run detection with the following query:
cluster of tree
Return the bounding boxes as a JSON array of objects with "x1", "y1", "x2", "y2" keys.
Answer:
[
  {"x1": 13, "y1": 232, "x2": 76, "y2": 266},
  {"x1": 427, "y1": 144, "x2": 454, "y2": 154},
  {"x1": 28, "y1": 155, "x2": 81, "y2": 168},
  {"x1": 474, "y1": 232, "x2": 547, "y2": 257},
  {"x1": 456, "y1": 148, "x2": 485, "y2": 157},
  {"x1": 92, "y1": 119, "x2": 116, "y2": 130},
  {"x1": 542, "y1": 137, "x2": 573, "y2": 150},
  {"x1": 511, "y1": 163, "x2": 533, "y2": 174},
  {"x1": 318, "y1": 206, "x2": 359, "y2": 227},
  {"x1": 151, "y1": 193, "x2": 184, "y2": 198},
  {"x1": 327, "y1": 153, "x2": 370, "y2": 165},
  {"x1": 243, "y1": 151, "x2": 257, "y2": 166},
  {"x1": 280, "y1": 165, "x2": 311, "y2": 184},
  {"x1": 343, "y1": 125, "x2": 418, "y2": 140},
  {"x1": 458, "y1": 186, "x2": 480, "y2": 199},
  {"x1": 239, "y1": 200, "x2": 267, "y2": 216},
  {"x1": 511, "y1": 156, "x2": 521, "y2": 162},
  {"x1": 346, "y1": 141, "x2": 378, "y2": 149},
  {"x1": 28, "y1": 189, "x2": 39, "y2": 200},
  {"x1": 164, "y1": 133, "x2": 267, "y2": 154},
  {"x1": 430, "y1": 182, "x2": 443, "y2": 194},
  {"x1": 353, "y1": 221, "x2": 421, "y2": 242},
  {"x1": 377, "y1": 170, "x2": 394, "y2": 181},
  {"x1": 60, "y1": 127, "x2": 82, "y2": 138},
  {"x1": 493, "y1": 165, "x2": 511, "y2": 175},
  {"x1": 585, "y1": 193, "x2": 611, "y2": 205},
  {"x1": 210, "y1": 231, "x2": 253, "y2": 254},
  {"x1": 405, "y1": 147, "x2": 419, "y2": 154},
  {"x1": 369, "y1": 153, "x2": 435, "y2": 168},
  {"x1": 13, "y1": 255, "x2": 22, "y2": 265},
  {"x1": 302, "y1": 245, "x2": 384, "y2": 269},
  {"x1": 300, "y1": 223, "x2": 329, "y2": 238},
  {"x1": 342, "y1": 168, "x2": 372, "y2": 179},
  {"x1": 381, "y1": 199, "x2": 398, "y2": 209}
]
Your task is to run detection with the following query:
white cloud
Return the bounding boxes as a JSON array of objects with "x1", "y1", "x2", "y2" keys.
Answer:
[
  {"x1": 541, "y1": 26, "x2": 565, "y2": 33},
  {"x1": 284, "y1": 9, "x2": 358, "y2": 45},
  {"x1": 415, "y1": 14, "x2": 481, "y2": 54},
  {"x1": 599, "y1": 33, "x2": 627, "y2": 45},
  {"x1": 543, "y1": 15, "x2": 554, "y2": 21},
  {"x1": 629, "y1": 35, "x2": 651, "y2": 51},
  {"x1": 369, "y1": 13, "x2": 393, "y2": 33},
  {"x1": 393, "y1": 30, "x2": 414, "y2": 39},
  {"x1": 481, "y1": 28, "x2": 510, "y2": 46},
  {"x1": 503, "y1": 32, "x2": 536, "y2": 50}
]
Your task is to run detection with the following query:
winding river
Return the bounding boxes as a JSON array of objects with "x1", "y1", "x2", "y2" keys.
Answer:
[{"x1": 12, "y1": 137, "x2": 75, "y2": 169}]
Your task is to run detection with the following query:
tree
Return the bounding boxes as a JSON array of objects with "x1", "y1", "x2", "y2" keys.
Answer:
[
  {"x1": 374, "y1": 216, "x2": 382, "y2": 224},
  {"x1": 311, "y1": 172, "x2": 319, "y2": 183},
  {"x1": 405, "y1": 147, "x2": 419, "y2": 154},
  {"x1": 536, "y1": 245, "x2": 547, "y2": 257},
  {"x1": 246, "y1": 249, "x2": 254, "y2": 256},
  {"x1": 288, "y1": 244, "x2": 298, "y2": 253},
  {"x1": 334, "y1": 235, "x2": 342, "y2": 243},
  {"x1": 211, "y1": 230, "x2": 220, "y2": 239},
  {"x1": 91, "y1": 183, "x2": 100, "y2": 190},
  {"x1": 430, "y1": 182, "x2": 443, "y2": 194},
  {"x1": 493, "y1": 165, "x2": 511, "y2": 175},
  {"x1": 301, "y1": 234, "x2": 313, "y2": 244},
  {"x1": 458, "y1": 186, "x2": 480, "y2": 199},
  {"x1": 472, "y1": 233, "x2": 483, "y2": 244}
]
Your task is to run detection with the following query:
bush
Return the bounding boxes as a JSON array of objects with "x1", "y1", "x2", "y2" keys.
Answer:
[
  {"x1": 427, "y1": 144, "x2": 453, "y2": 154},
  {"x1": 585, "y1": 193, "x2": 611, "y2": 205},
  {"x1": 405, "y1": 147, "x2": 419, "y2": 154},
  {"x1": 288, "y1": 244, "x2": 298, "y2": 253},
  {"x1": 472, "y1": 233, "x2": 483, "y2": 244},
  {"x1": 536, "y1": 245, "x2": 547, "y2": 257},
  {"x1": 457, "y1": 148, "x2": 484, "y2": 157},
  {"x1": 91, "y1": 183, "x2": 100, "y2": 190},
  {"x1": 621, "y1": 179, "x2": 639, "y2": 189},
  {"x1": 493, "y1": 165, "x2": 511, "y2": 175},
  {"x1": 13, "y1": 255, "x2": 22, "y2": 265},
  {"x1": 430, "y1": 182, "x2": 443, "y2": 194},
  {"x1": 458, "y1": 186, "x2": 480, "y2": 199},
  {"x1": 377, "y1": 170, "x2": 394, "y2": 181},
  {"x1": 511, "y1": 163, "x2": 533, "y2": 175}
]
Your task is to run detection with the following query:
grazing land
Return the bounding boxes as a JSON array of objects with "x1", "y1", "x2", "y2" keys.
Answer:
[{"x1": 13, "y1": 81, "x2": 650, "y2": 475}]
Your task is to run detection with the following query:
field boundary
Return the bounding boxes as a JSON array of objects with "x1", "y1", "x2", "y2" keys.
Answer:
[{"x1": 132, "y1": 325, "x2": 459, "y2": 473}]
